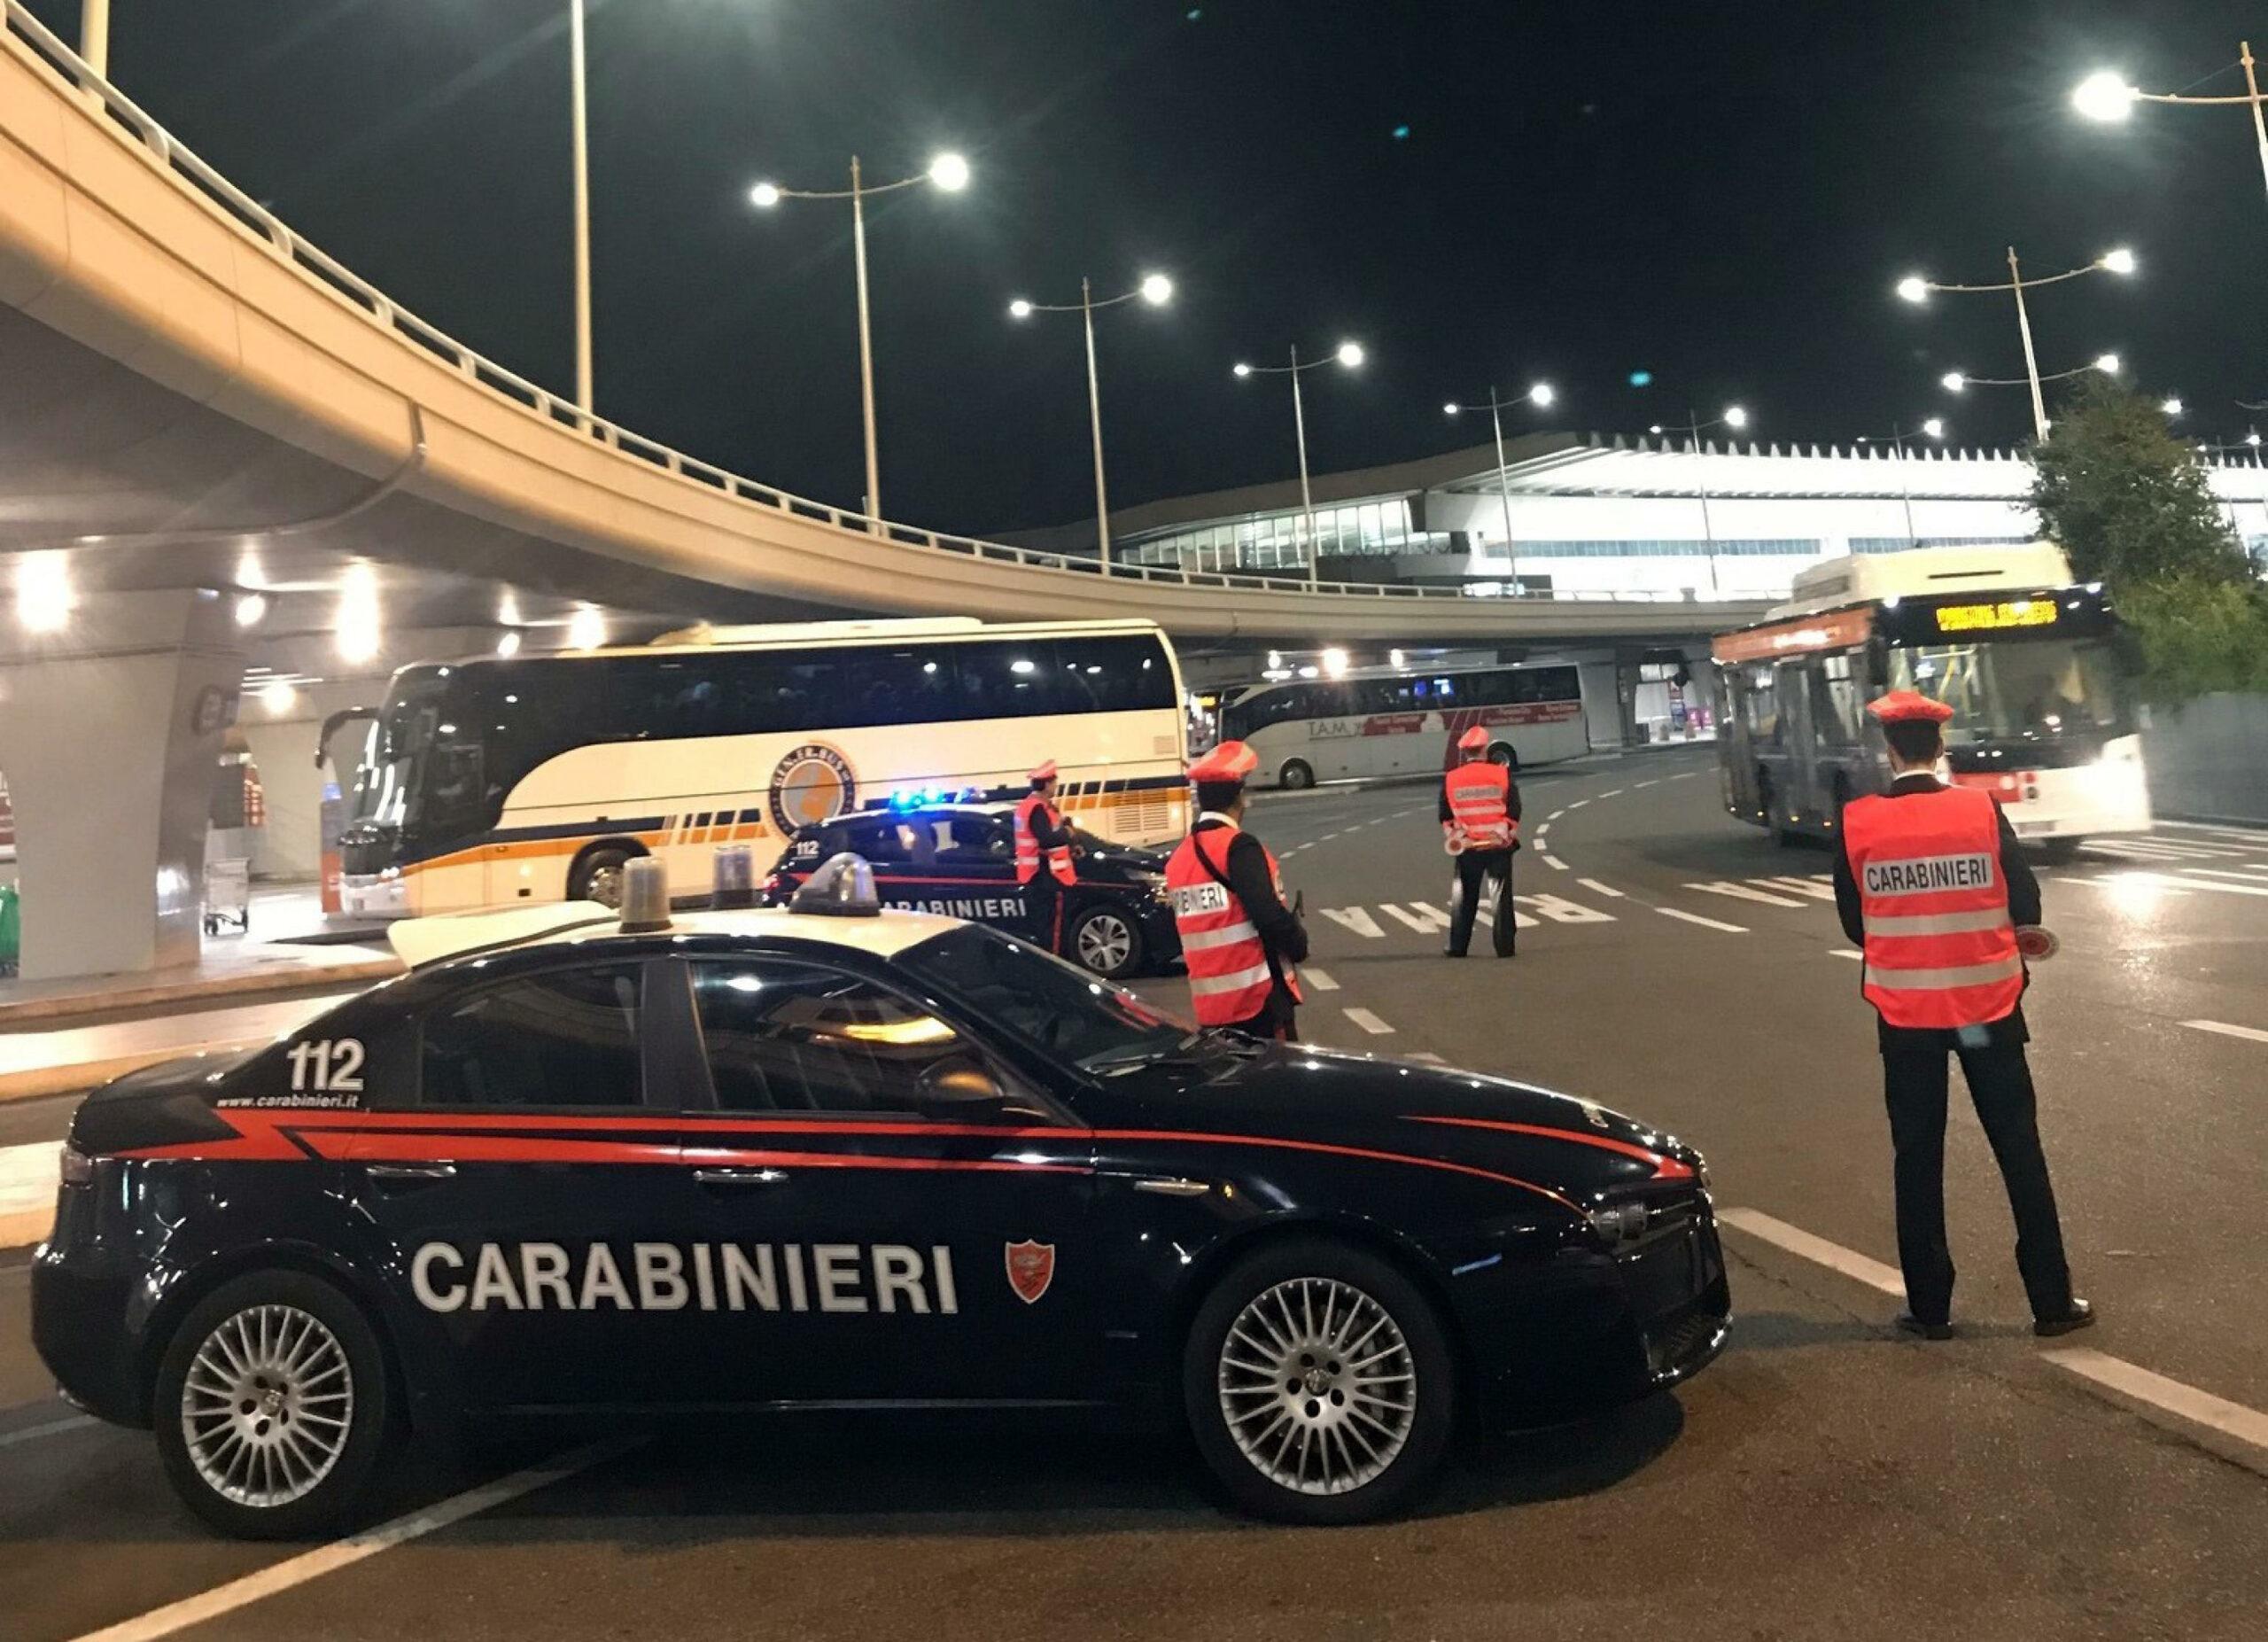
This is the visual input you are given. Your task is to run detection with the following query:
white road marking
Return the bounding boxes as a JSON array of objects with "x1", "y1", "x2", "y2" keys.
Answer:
[
  {"x1": 1383, "y1": 902, "x2": 1454, "y2": 934},
  {"x1": 1542, "y1": 852, "x2": 1571, "y2": 871},
  {"x1": 2156, "y1": 820, "x2": 2268, "y2": 842},
  {"x1": 2182, "y1": 1019, "x2": 2268, "y2": 1046},
  {"x1": 1658, "y1": 907, "x2": 1749, "y2": 934},
  {"x1": 1634, "y1": 780, "x2": 1659, "y2": 790},
  {"x1": 0, "y1": 1414, "x2": 98, "y2": 1451},
  {"x1": 2043, "y1": 1347, "x2": 2268, "y2": 1464},
  {"x1": 2167, "y1": 867, "x2": 2268, "y2": 885},
  {"x1": 1577, "y1": 878, "x2": 1627, "y2": 899},
  {"x1": 1669, "y1": 771, "x2": 1697, "y2": 780},
  {"x1": 1534, "y1": 824, "x2": 1550, "y2": 841},
  {"x1": 1320, "y1": 907, "x2": 1386, "y2": 938},
  {"x1": 1546, "y1": 808, "x2": 1565, "y2": 822},
  {"x1": 1518, "y1": 893, "x2": 1616, "y2": 925},
  {"x1": 1761, "y1": 875, "x2": 1840, "y2": 901},
  {"x1": 1286, "y1": 843, "x2": 1312, "y2": 854},
  {"x1": 1718, "y1": 1208, "x2": 1904, "y2": 1296},
  {"x1": 1567, "y1": 798, "x2": 1590, "y2": 810},
  {"x1": 1598, "y1": 788, "x2": 1624, "y2": 799},
  {"x1": 1474, "y1": 905, "x2": 1542, "y2": 930},
  {"x1": 1301, "y1": 966, "x2": 1340, "y2": 992},
  {"x1": 1685, "y1": 880, "x2": 1807, "y2": 908},
  {"x1": 2087, "y1": 871, "x2": 2268, "y2": 899},
  {"x1": 1342, "y1": 1007, "x2": 1394, "y2": 1036},
  {"x1": 1406, "y1": 1051, "x2": 1448, "y2": 1064},
  {"x1": 70, "y1": 1443, "x2": 632, "y2": 1642},
  {"x1": 1832, "y1": 948, "x2": 1863, "y2": 961}
]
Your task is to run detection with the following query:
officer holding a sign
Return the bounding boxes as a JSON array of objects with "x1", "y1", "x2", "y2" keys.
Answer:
[{"x1": 1832, "y1": 691, "x2": 2093, "y2": 1342}]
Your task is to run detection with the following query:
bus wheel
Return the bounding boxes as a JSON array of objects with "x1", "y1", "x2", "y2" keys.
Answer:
[
  {"x1": 1759, "y1": 773, "x2": 1795, "y2": 849},
  {"x1": 1487, "y1": 742, "x2": 1519, "y2": 773},
  {"x1": 2036, "y1": 837, "x2": 2084, "y2": 865},
  {"x1": 1278, "y1": 759, "x2": 1316, "y2": 791},
  {"x1": 570, "y1": 844, "x2": 643, "y2": 909}
]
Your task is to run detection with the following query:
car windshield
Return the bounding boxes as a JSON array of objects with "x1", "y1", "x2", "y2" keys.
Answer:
[
  {"x1": 1888, "y1": 637, "x2": 2129, "y2": 748},
  {"x1": 897, "y1": 922, "x2": 1191, "y2": 1070}
]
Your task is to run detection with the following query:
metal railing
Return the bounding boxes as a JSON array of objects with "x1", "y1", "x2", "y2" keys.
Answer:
[{"x1": 1, "y1": 3, "x2": 1751, "y2": 616}]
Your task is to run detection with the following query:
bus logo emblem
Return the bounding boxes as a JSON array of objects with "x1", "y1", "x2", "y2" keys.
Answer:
[{"x1": 768, "y1": 743, "x2": 858, "y2": 833}]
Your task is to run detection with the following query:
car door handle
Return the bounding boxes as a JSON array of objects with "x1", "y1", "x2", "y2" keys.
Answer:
[
  {"x1": 1130, "y1": 1176, "x2": 1211, "y2": 1198},
  {"x1": 364, "y1": 1163, "x2": 458, "y2": 1182},
  {"x1": 694, "y1": 1167, "x2": 790, "y2": 1187}
]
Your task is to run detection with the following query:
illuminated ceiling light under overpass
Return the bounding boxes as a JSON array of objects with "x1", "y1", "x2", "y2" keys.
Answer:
[
  {"x1": 2100, "y1": 246, "x2": 2137, "y2": 275},
  {"x1": 566, "y1": 605, "x2": 607, "y2": 651},
  {"x1": 334, "y1": 564, "x2": 381, "y2": 664},
  {"x1": 927, "y1": 152, "x2": 971, "y2": 192},
  {"x1": 498, "y1": 591, "x2": 523, "y2": 626},
  {"x1": 1139, "y1": 273, "x2": 1174, "y2": 306},
  {"x1": 495, "y1": 629, "x2": 523, "y2": 658},
  {"x1": 14, "y1": 550, "x2": 74, "y2": 634},
  {"x1": 1322, "y1": 647, "x2": 1350, "y2": 678},
  {"x1": 234, "y1": 592, "x2": 268, "y2": 627},
  {"x1": 260, "y1": 680, "x2": 297, "y2": 715},
  {"x1": 1335, "y1": 341, "x2": 1365, "y2": 369},
  {"x1": 1266, "y1": 650, "x2": 1282, "y2": 670},
  {"x1": 2072, "y1": 71, "x2": 2140, "y2": 122},
  {"x1": 1389, "y1": 648, "x2": 1405, "y2": 669}
]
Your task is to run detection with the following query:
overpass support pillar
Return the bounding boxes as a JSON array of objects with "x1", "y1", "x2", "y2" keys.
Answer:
[
  {"x1": 1612, "y1": 647, "x2": 1647, "y2": 749},
  {"x1": 0, "y1": 590, "x2": 243, "y2": 981}
]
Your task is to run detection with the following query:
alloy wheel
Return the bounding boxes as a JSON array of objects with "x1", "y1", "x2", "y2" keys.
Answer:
[
  {"x1": 1216, "y1": 1276, "x2": 1417, "y2": 1497},
  {"x1": 181, "y1": 1303, "x2": 356, "y2": 1509}
]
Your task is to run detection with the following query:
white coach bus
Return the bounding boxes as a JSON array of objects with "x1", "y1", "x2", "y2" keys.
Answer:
[
  {"x1": 329, "y1": 619, "x2": 1189, "y2": 916},
  {"x1": 1218, "y1": 661, "x2": 1591, "y2": 790}
]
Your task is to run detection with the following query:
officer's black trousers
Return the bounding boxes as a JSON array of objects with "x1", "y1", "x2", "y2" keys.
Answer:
[
  {"x1": 1221, "y1": 988, "x2": 1301, "y2": 1043},
  {"x1": 1446, "y1": 849, "x2": 1515, "y2": 957},
  {"x1": 1882, "y1": 1039, "x2": 2074, "y2": 1324},
  {"x1": 1022, "y1": 876, "x2": 1066, "y2": 955}
]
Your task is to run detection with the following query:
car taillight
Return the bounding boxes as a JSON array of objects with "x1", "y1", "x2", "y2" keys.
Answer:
[{"x1": 58, "y1": 1145, "x2": 96, "y2": 1187}]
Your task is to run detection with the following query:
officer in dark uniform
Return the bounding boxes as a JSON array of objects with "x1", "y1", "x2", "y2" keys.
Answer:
[
  {"x1": 1167, "y1": 741, "x2": 1309, "y2": 1041},
  {"x1": 1832, "y1": 690, "x2": 2093, "y2": 1340}
]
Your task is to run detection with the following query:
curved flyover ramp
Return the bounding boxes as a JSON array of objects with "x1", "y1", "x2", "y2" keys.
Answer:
[{"x1": 0, "y1": 7, "x2": 1760, "y2": 642}]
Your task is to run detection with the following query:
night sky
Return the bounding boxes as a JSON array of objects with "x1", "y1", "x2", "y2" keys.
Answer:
[{"x1": 22, "y1": 1, "x2": 2267, "y2": 534}]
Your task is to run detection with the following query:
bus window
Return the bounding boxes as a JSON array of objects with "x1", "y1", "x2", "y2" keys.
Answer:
[
  {"x1": 1738, "y1": 664, "x2": 1779, "y2": 744},
  {"x1": 1811, "y1": 655, "x2": 1864, "y2": 747},
  {"x1": 1054, "y1": 635, "x2": 1177, "y2": 713}
]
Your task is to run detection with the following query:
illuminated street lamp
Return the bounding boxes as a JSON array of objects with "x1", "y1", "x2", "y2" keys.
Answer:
[
  {"x1": 1444, "y1": 384, "x2": 1560, "y2": 592},
  {"x1": 1663, "y1": 407, "x2": 1753, "y2": 596},
  {"x1": 2074, "y1": 45, "x2": 2268, "y2": 209},
  {"x1": 750, "y1": 152, "x2": 972, "y2": 525},
  {"x1": 1006, "y1": 272, "x2": 1175, "y2": 568},
  {"x1": 1231, "y1": 341, "x2": 1367, "y2": 588},
  {"x1": 2161, "y1": 396, "x2": 2186, "y2": 417},
  {"x1": 1896, "y1": 247, "x2": 2136, "y2": 440},
  {"x1": 1942, "y1": 353, "x2": 2121, "y2": 400}
]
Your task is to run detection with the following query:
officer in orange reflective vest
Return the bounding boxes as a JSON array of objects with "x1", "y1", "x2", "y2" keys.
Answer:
[
  {"x1": 1832, "y1": 690, "x2": 2093, "y2": 1341},
  {"x1": 1014, "y1": 759, "x2": 1079, "y2": 955},
  {"x1": 1165, "y1": 741, "x2": 1309, "y2": 1041},
  {"x1": 1440, "y1": 725, "x2": 1521, "y2": 958}
]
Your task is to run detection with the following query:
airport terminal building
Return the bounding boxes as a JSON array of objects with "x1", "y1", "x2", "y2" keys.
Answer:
[{"x1": 1005, "y1": 432, "x2": 2268, "y2": 602}]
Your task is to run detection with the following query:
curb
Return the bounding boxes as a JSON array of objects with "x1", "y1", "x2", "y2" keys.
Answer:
[
  {"x1": 0, "y1": 957, "x2": 400, "y2": 1030},
  {"x1": 0, "y1": 1039, "x2": 268, "y2": 1107}
]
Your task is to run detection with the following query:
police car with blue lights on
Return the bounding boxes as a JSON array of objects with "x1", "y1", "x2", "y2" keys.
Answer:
[
  {"x1": 32, "y1": 856, "x2": 1728, "y2": 1537},
  {"x1": 759, "y1": 796, "x2": 1182, "y2": 979}
]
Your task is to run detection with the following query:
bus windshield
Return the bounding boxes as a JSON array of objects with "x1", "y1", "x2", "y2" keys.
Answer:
[
  {"x1": 1888, "y1": 637, "x2": 2129, "y2": 747},
  {"x1": 346, "y1": 675, "x2": 447, "y2": 828}
]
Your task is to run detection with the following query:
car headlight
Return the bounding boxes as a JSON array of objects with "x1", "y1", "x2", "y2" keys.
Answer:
[
  {"x1": 1587, "y1": 1201, "x2": 1651, "y2": 1245},
  {"x1": 1126, "y1": 868, "x2": 1166, "y2": 890}
]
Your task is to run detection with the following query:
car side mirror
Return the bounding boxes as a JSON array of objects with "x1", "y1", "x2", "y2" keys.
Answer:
[{"x1": 914, "y1": 1054, "x2": 1011, "y2": 1117}]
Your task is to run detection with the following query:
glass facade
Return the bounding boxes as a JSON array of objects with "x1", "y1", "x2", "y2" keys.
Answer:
[
  {"x1": 1848, "y1": 534, "x2": 2036, "y2": 555},
  {"x1": 1122, "y1": 498, "x2": 1449, "y2": 572}
]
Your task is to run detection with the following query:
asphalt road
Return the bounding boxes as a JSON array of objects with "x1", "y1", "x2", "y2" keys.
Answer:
[{"x1": 2, "y1": 748, "x2": 2264, "y2": 1640}]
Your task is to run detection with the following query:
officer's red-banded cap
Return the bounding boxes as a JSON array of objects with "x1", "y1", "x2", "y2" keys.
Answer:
[
  {"x1": 1456, "y1": 725, "x2": 1490, "y2": 751},
  {"x1": 1189, "y1": 740, "x2": 1258, "y2": 783},
  {"x1": 1865, "y1": 690, "x2": 1954, "y2": 725},
  {"x1": 1029, "y1": 759, "x2": 1059, "y2": 783}
]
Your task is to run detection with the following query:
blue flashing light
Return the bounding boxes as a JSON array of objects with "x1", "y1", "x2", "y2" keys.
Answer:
[
  {"x1": 1391, "y1": 123, "x2": 1412, "y2": 141},
  {"x1": 1628, "y1": 370, "x2": 1654, "y2": 387}
]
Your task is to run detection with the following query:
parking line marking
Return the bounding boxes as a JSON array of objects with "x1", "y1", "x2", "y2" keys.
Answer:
[
  {"x1": 1658, "y1": 907, "x2": 1748, "y2": 934},
  {"x1": 1302, "y1": 967, "x2": 1340, "y2": 992},
  {"x1": 1342, "y1": 1008, "x2": 1394, "y2": 1036},
  {"x1": 0, "y1": 1414, "x2": 97, "y2": 1451},
  {"x1": 1718, "y1": 1208, "x2": 1903, "y2": 1296},
  {"x1": 1576, "y1": 878, "x2": 1626, "y2": 899},
  {"x1": 2043, "y1": 1347, "x2": 2268, "y2": 1464},
  {"x1": 2183, "y1": 1019, "x2": 2268, "y2": 1045},
  {"x1": 69, "y1": 1442, "x2": 633, "y2": 1642}
]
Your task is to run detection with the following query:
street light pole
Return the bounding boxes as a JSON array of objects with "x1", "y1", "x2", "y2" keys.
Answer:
[
  {"x1": 1689, "y1": 409, "x2": 1720, "y2": 598},
  {"x1": 1080, "y1": 278, "x2": 1112, "y2": 566},
  {"x1": 80, "y1": 0, "x2": 108, "y2": 76},
  {"x1": 1897, "y1": 246, "x2": 2132, "y2": 443},
  {"x1": 2246, "y1": 41, "x2": 2268, "y2": 211},
  {"x1": 2007, "y1": 247, "x2": 2049, "y2": 442},
  {"x1": 848, "y1": 156, "x2": 882, "y2": 523},
  {"x1": 569, "y1": 0, "x2": 593, "y2": 417},
  {"x1": 1289, "y1": 346, "x2": 1317, "y2": 589},
  {"x1": 2077, "y1": 44, "x2": 2268, "y2": 212},
  {"x1": 1487, "y1": 392, "x2": 1520, "y2": 593}
]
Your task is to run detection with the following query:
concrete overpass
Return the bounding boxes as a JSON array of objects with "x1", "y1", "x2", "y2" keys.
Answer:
[{"x1": 0, "y1": 5, "x2": 1758, "y2": 979}]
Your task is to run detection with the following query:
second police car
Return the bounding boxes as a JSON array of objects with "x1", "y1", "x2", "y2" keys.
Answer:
[
  {"x1": 760, "y1": 799, "x2": 1181, "y2": 980},
  {"x1": 32, "y1": 858, "x2": 1728, "y2": 1537}
]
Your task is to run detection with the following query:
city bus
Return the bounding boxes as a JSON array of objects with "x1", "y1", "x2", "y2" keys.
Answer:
[
  {"x1": 1709, "y1": 543, "x2": 2149, "y2": 854},
  {"x1": 329, "y1": 618, "x2": 1189, "y2": 916},
  {"x1": 1218, "y1": 661, "x2": 1590, "y2": 789}
]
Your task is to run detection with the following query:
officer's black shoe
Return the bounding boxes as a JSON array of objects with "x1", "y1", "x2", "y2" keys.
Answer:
[
  {"x1": 1442, "y1": 948, "x2": 1466, "y2": 958},
  {"x1": 1895, "y1": 1313, "x2": 1954, "y2": 1341},
  {"x1": 2034, "y1": 1298, "x2": 2096, "y2": 1337}
]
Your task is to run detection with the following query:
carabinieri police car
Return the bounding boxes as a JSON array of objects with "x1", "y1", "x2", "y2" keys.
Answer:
[
  {"x1": 761, "y1": 800, "x2": 1181, "y2": 980},
  {"x1": 32, "y1": 856, "x2": 1728, "y2": 1538}
]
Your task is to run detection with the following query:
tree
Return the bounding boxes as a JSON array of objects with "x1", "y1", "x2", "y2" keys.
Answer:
[{"x1": 2030, "y1": 377, "x2": 2267, "y2": 702}]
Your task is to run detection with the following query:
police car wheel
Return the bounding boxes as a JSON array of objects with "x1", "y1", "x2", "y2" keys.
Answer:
[
  {"x1": 1069, "y1": 907, "x2": 1145, "y2": 978},
  {"x1": 1184, "y1": 1239, "x2": 1455, "y2": 1525},
  {"x1": 153, "y1": 1271, "x2": 392, "y2": 1540}
]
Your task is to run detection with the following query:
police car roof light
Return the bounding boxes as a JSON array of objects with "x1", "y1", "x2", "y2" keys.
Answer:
[
  {"x1": 617, "y1": 857, "x2": 672, "y2": 933},
  {"x1": 789, "y1": 852, "x2": 883, "y2": 918}
]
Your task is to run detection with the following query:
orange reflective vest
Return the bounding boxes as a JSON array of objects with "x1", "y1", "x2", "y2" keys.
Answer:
[
  {"x1": 1165, "y1": 823, "x2": 1302, "y2": 1026},
  {"x1": 1843, "y1": 785, "x2": 2023, "y2": 1030},
  {"x1": 1443, "y1": 761, "x2": 1516, "y2": 849},
  {"x1": 1014, "y1": 791, "x2": 1076, "y2": 887}
]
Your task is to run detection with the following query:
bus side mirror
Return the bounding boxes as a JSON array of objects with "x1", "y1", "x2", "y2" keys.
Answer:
[{"x1": 315, "y1": 706, "x2": 380, "y2": 768}]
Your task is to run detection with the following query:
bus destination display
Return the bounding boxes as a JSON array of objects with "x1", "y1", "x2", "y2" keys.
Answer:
[{"x1": 1933, "y1": 599, "x2": 2060, "y2": 634}]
